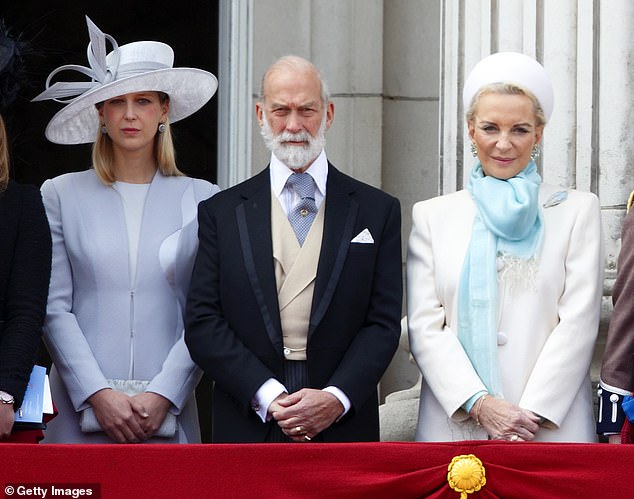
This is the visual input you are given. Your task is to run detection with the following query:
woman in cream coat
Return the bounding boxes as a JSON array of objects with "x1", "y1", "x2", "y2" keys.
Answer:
[
  {"x1": 34, "y1": 18, "x2": 219, "y2": 443},
  {"x1": 407, "y1": 52, "x2": 603, "y2": 442}
]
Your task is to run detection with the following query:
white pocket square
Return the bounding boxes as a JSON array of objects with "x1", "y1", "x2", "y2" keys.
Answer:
[{"x1": 351, "y1": 228, "x2": 374, "y2": 244}]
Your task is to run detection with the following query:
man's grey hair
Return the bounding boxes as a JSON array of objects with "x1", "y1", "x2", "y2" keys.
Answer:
[{"x1": 258, "y1": 55, "x2": 330, "y2": 105}]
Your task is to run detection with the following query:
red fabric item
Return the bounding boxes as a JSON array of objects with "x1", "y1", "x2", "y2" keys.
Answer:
[
  {"x1": 622, "y1": 418, "x2": 634, "y2": 444},
  {"x1": 4, "y1": 405, "x2": 58, "y2": 444},
  {"x1": 0, "y1": 441, "x2": 632, "y2": 498},
  {"x1": 4, "y1": 430, "x2": 40, "y2": 443}
]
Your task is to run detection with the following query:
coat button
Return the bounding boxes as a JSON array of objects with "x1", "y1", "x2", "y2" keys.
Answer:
[{"x1": 497, "y1": 331, "x2": 508, "y2": 345}]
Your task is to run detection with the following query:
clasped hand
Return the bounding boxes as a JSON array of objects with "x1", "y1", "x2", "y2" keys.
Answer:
[
  {"x1": 88, "y1": 388, "x2": 171, "y2": 443},
  {"x1": 0, "y1": 403, "x2": 15, "y2": 440},
  {"x1": 269, "y1": 389, "x2": 344, "y2": 442},
  {"x1": 473, "y1": 396, "x2": 542, "y2": 442}
]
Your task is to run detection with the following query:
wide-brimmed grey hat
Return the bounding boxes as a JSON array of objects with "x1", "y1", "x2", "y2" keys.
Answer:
[{"x1": 33, "y1": 16, "x2": 218, "y2": 144}]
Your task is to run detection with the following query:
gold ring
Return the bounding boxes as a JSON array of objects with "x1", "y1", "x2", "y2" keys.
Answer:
[
  {"x1": 295, "y1": 426, "x2": 303, "y2": 434},
  {"x1": 304, "y1": 435, "x2": 312, "y2": 442},
  {"x1": 510, "y1": 434, "x2": 519, "y2": 442}
]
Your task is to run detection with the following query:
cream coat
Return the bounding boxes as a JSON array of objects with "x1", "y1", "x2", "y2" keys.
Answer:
[
  {"x1": 41, "y1": 170, "x2": 218, "y2": 443},
  {"x1": 407, "y1": 183, "x2": 603, "y2": 442}
]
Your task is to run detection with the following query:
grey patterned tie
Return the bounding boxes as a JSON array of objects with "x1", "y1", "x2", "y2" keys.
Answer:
[{"x1": 286, "y1": 172, "x2": 318, "y2": 246}]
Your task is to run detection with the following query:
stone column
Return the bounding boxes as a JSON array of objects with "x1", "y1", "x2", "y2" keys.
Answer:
[
  {"x1": 598, "y1": 0, "x2": 634, "y2": 270},
  {"x1": 382, "y1": 0, "x2": 442, "y2": 260},
  {"x1": 380, "y1": 0, "x2": 441, "y2": 407},
  {"x1": 218, "y1": 0, "x2": 254, "y2": 188}
]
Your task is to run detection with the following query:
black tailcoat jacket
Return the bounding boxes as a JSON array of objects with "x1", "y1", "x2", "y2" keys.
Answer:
[{"x1": 185, "y1": 164, "x2": 402, "y2": 442}]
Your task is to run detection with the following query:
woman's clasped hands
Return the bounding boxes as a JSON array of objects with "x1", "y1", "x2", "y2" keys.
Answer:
[
  {"x1": 87, "y1": 388, "x2": 171, "y2": 443},
  {"x1": 471, "y1": 394, "x2": 542, "y2": 442}
]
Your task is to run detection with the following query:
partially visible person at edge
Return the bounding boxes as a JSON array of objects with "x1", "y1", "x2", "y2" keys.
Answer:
[
  {"x1": 407, "y1": 52, "x2": 603, "y2": 442},
  {"x1": 0, "y1": 21, "x2": 52, "y2": 443},
  {"x1": 185, "y1": 55, "x2": 402, "y2": 442},
  {"x1": 32, "y1": 16, "x2": 219, "y2": 443},
  {"x1": 597, "y1": 194, "x2": 634, "y2": 444}
]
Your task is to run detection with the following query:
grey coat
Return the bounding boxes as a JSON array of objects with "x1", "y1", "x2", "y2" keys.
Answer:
[{"x1": 41, "y1": 169, "x2": 218, "y2": 443}]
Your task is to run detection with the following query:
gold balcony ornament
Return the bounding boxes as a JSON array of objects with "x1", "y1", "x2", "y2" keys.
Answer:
[{"x1": 447, "y1": 454, "x2": 486, "y2": 498}]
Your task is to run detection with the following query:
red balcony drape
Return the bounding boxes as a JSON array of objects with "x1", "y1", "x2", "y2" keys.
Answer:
[{"x1": 2, "y1": 441, "x2": 630, "y2": 498}]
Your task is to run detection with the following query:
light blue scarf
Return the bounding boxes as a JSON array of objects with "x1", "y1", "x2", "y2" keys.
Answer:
[{"x1": 458, "y1": 161, "x2": 543, "y2": 397}]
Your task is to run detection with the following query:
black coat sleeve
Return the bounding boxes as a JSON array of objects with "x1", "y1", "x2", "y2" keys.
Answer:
[{"x1": 0, "y1": 183, "x2": 52, "y2": 408}]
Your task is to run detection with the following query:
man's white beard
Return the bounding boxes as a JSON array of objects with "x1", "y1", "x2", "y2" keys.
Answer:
[{"x1": 260, "y1": 112, "x2": 327, "y2": 169}]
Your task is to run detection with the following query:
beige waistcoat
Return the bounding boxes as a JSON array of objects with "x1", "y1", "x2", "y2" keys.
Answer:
[{"x1": 271, "y1": 193, "x2": 325, "y2": 360}]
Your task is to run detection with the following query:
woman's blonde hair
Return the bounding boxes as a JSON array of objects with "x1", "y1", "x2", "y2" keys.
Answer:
[
  {"x1": 92, "y1": 92, "x2": 182, "y2": 185},
  {"x1": 466, "y1": 82, "x2": 547, "y2": 128},
  {"x1": 0, "y1": 114, "x2": 9, "y2": 192}
]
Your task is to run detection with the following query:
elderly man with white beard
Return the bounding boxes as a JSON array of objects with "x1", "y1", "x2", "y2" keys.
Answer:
[{"x1": 185, "y1": 55, "x2": 402, "y2": 443}]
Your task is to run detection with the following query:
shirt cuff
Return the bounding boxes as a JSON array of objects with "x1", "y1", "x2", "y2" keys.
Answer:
[
  {"x1": 323, "y1": 386, "x2": 351, "y2": 419},
  {"x1": 596, "y1": 384, "x2": 627, "y2": 434},
  {"x1": 251, "y1": 378, "x2": 287, "y2": 422}
]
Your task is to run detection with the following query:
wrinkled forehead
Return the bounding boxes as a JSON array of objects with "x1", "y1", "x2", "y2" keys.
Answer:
[{"x1": 263, "y1": 66, "x2": 322, "y2": 104}]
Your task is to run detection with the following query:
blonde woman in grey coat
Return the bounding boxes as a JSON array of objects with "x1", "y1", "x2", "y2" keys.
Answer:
[{"x1": 34, "y1": 17, "x2": 219, "y2": 443}]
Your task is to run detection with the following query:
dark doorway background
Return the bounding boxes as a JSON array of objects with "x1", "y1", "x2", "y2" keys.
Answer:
[
  {"x1": 2, "y1": 2, "x2": 219, "y2": 185},
  {"x1": 2, "y1": 2, "x2": 219, "y2": 443}
]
